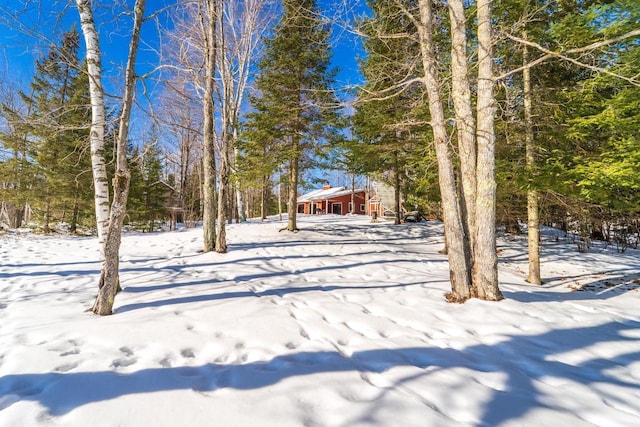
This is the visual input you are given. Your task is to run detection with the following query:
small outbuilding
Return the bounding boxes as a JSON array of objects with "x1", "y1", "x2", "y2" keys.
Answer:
[{"x1": 297, "y1": 185, "x2": 366, "y2": 215}]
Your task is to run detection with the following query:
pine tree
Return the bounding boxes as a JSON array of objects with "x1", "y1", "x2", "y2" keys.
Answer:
[
  {"x1": 127, "y1": 140, "x2": 168, "y2": 232},
  {"x1": 244, "y1": 0, "x2": 340, "y2": 231},
  {"x1": 10, "y1": 28, "x2": 92, "y2": 233},
  {"x1": 557, "y1": 0, "x2": 640, "y2": 216},
  {"x1": 57, "y1": 62, "x2": 94, "y2": 233},
  {"x1": 0, "y1": 86, "x2": 38, "y2": 228},
  {"x1": 494, "y1": 0, "x2": 640, "y2": 244},
  {"x1": 140, "y1": 140, "x2": 168, "y2": 231},
  {"x1": 353, "y1": 0, "x2": 434, "y2": 224}
]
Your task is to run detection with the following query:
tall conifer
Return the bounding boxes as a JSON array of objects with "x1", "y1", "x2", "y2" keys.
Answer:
[
  {"x1": 245, "y1": 0, "x2": 340, "y2": 231},
  {"x1": 14, "y1": 28, "x2": 92, "y2": 232}
]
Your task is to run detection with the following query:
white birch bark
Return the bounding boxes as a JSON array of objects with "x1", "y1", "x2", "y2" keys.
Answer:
[
  {"x1": 91, "y1": 0, "x2": 147, "y2": 315},
  {"x1": 75, "y1": 0, "x2": 109, "y2": 257}
]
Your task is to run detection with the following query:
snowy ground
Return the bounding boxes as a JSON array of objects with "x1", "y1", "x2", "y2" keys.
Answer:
[{"x1": 1, "y1": 214, "x2": 639, "y2": 427}]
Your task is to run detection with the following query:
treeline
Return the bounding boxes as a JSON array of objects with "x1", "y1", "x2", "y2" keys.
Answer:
[
  {"x1": 349, "y1": 0, "x2": 639, "y2": 252},
  {"x1": 1, "y1": 0, "x2": 638, "y2": 312},
  {"x1": 1, "y1": 0, "x2": 638, "y2": 244},
  {"x1": 0, "y1": 29, "x2": 171, "y2": 232}
]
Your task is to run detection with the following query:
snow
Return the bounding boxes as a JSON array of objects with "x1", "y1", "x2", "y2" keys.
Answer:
[
  {"x1": 297, "y1": 186, "x2": 364, "y2": 202},
  {"x1": 1, "y1": 214, "x2": 639, "y2": 427}
]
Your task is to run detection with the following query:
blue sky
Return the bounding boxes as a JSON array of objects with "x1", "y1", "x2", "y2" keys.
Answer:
[
  {"x1": 0, "y1": 0, "x2": 369, "y2": 189},
  {"x1": 0, "y1": 0, "x2": 370, "y2": 191},
  {"x1": 0, "y1": 0, "x2": 368, "y2": 95}
]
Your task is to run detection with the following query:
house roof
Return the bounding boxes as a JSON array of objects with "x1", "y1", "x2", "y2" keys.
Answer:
[{"x1": 297, "y1": 186, "x2": 364, "y2": 203}]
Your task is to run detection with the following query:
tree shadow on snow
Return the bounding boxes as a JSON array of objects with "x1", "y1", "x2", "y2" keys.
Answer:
[
  {"x1": 115, "y1": 255, "x2": 446, "y2": 311},
  {"x1": 504, "y1": 269, "x2": 640, "y2": 302},
  {"x1": 1, "y1": 321, "x2": 638, "y2": 425},
  {"x1": 116, "y1": 279, "x2": 437, "y2": 313}
]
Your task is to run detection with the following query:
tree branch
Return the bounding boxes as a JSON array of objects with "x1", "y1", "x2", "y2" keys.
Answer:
[{"x1": 497, "y1": 30, "x2": 640, "y2": 86}]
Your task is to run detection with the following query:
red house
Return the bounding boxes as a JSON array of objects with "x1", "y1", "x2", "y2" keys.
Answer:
[{"x1": 297, "y1": 185, "x2": 366, "y2": 215}]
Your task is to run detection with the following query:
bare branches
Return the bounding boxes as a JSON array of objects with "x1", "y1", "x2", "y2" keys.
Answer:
[
  {"x1": 497, "y1": 29, "x2": 640, "y2": 86},
  {"x1": 356, "y1": 76, "x2": 424, "y2": 104}
]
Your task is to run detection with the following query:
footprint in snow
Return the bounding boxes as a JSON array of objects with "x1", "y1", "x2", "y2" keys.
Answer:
[
  {"x1": 60, "y1": 348, "x2": 80, "y2": 357},
  {"x1": 119, "y1": 346, "x2": 134, "y2": 357},
  {"x1": 158, "y1": 356, "x2": 173, "y2": 368},
  {"x1": 110, "y1": 358, "x2": 137, "y2": 368},
  {"x1": 54, "y1": 362, "x2": 78, "y2": 373},
  {"x1": 285, "y1": 341, "x2": 299, "y2": 350},
  {"x1": 299, "y1": 328, "x2": 310, "y2": 340},
  {"x1": 181, "y1": 348, "x2": 195, "y2": 358}
]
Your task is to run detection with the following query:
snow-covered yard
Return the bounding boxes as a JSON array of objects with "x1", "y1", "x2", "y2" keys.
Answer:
[{"x1": 1, "y1": 214, "x2": 639, "y2": 426}]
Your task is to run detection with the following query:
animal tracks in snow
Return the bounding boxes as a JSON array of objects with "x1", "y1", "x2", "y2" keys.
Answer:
[{"x1": 3, "y1": 215, "x2": 639, "y2": 426}]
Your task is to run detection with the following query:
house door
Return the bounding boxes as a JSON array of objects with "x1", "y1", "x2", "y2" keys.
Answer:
[{"x1": 331, "y1": 203, "x2": 342, "y2": 215}]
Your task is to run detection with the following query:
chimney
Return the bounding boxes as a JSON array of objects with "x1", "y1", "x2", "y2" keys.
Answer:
[{"x1": 322, "y1": 184, "x2": 331, "y2": 190}]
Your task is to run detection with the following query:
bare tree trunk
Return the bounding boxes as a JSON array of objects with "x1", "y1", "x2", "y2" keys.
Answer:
[
  {"x1": 448, "y1": 0, "x2": 476, "y2": 260},
  {"x1": 365, "y1": 175, "x2": 370, "y2": 215},
  {"x1": 524, "y1": 37, "x2": 542, "y2": 285},
  {"x1": 285, "y1": 150, "x2": 299, "y2": 232},
  {"x1": 71, "y1": 184, "x2": 80, "y2": 233},
  {"x1": 216, "y1": 130, "x2": 230, "y2": 253},
  {"x1": 350, "y1": 172, "x2": 355, "y2": 214},
  {"x1": 215, "y1": 1, "x2": 228, "y2": 254},
  {"x1": 393, "y1": 150, "x2": 401, "y2": 225},
  {"x1": 417, "y1": 0, "x2": 471, "y2": 300},
  {"x1": 234, "y1": 145, "x2": 246, "y2": 222},
  {"x1": 43, "y1": 195, "x2": 51, "y2": 234},
  {"x1": 219, "y1": 0, "x2": 270, "y2": 229},
  {"x1": 261, "y1": 175, "x2": 268, "y2": 220},
  {"x1": 278, "y1": 169, "x2": 283, "y2": 220},
  {"x1": 75, "y1": 0, "x2": 110, "y2": 257},
  {"x1": 201, "y1": 0, "x2": 217, "y2": 252},
  {"x1": 89, "y1": 0, "x2": 147, "y2": 315},
  {"x1": 472, "y1": 0, "x2": 502, "y2": 300}
]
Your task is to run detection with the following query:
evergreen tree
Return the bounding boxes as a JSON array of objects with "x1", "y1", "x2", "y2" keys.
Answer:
[
  {"x1": 555, "y1": 0, "x2": 640, "y2": 216},
  {"x1": 127, "y1": 139, "x2": 168, "y2": 231},
  {"x1": 126, "y1": 144, "x2": 146, "y2": 225},
  {"x1": 0, "y1": 88, "x2": 37, "y2": 228},
  {"x1": 353, "y1": 0, "x2": 435, "y2": 223},
  {"x1": 494, "y1": 0, "x2": 640, "y2": 238},
  {"x1": 236, "y1": 126, "x2": 280, "y2": 220},
  {"x1": 58, "y1": 63, "x2": 94, "y2": 233},
  {"x1": 140, "y1": 140, "x2": 168, "y2": 231},
  {"x1": 7, "y1": 28, "x2": 92, "y2": 232},
  {"x1": 244, "y1": 0, "x2": 340, "y2": 231}
]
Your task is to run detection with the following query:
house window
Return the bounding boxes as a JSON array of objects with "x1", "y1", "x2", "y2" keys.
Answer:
[
  {"x1": 360, "y1": 204, "x2": 365, "y2": 212},
  {"x1": 332, "y1": 203, "x2": 342, "y2": 215},
  {"x1": 348, "y1": 202, "x2": 354, "y2": 213}
]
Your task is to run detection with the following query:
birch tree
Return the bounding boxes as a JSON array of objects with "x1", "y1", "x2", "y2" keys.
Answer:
[
  {"x1": 76, "y1": 0, "x2": 148, "y2": 315},
  {"x1": 215, "y1": 0, "x2": 272, "y2": 252},
  {"x1": 75, "y1": 0, "x2": 110, "y2": 257}
]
